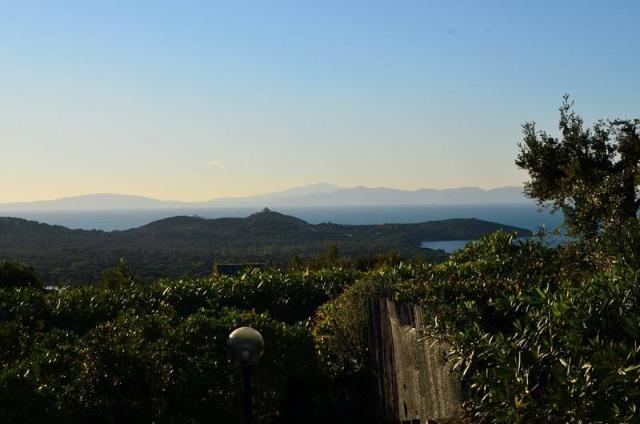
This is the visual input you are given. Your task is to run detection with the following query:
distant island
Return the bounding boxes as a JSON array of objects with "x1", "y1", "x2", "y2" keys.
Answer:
[
  {"x1": 0, "y1": 183, "x2": 529, "y2": 211},
  {"x1": 0, "y1": 209, "x2": 531, "y2": 283}
]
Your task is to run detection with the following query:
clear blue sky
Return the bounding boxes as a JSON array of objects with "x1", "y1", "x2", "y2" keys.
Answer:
[{"x1": 1, "y1": 0, "x2": 638, "y2": 202}]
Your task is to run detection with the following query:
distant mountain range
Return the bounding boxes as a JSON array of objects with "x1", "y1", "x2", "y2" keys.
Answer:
[
  {"x1": 0, "y1": 184, "x2": 529, "y2": 210},
  {"x1": 0, "y1": 209, "x2": 531, "y2": 283}
]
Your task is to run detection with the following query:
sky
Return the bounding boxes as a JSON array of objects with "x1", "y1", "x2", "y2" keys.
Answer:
[{"x1": 1, "y1": 1, "x2": 639, "y2": 202}]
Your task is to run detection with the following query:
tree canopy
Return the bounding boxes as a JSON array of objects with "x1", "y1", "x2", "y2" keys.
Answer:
[{"x1": 516, "y1": 95, "x2": 640, "y2": 237}]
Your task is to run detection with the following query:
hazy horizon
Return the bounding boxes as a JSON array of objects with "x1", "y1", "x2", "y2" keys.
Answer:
[
  {"x1": 0, "y1": 182, "x2": 527, "y2": 205},
  {"x1": 2, "y1": 1, "x2": 639, "y2": 203}
]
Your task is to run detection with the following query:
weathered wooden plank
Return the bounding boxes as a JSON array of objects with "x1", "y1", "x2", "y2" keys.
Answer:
[{"x1": 368, "y1": 298, "x2": 463, "y2": 423}]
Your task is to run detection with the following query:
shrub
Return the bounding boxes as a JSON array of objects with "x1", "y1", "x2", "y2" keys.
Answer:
[
  {"x1": 456, "y1": 263, "x2": 640, "y2": 423},
  {"x1": 0, "y1": 267, "x2": 355, "y2": 423},
  {"x1": 0, "y1": 260, "x2": 42, "y2": 289}
]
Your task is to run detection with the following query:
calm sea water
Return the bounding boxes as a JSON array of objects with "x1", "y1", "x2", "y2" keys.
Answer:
[
  {"x1": 2, "y1": 203, "x2": 563, "y2": 238},
  {"x1": 421, "y1": 235, "x2": 569, "y2": 253}
]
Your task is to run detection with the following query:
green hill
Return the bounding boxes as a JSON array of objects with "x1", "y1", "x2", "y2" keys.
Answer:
[{"x1": 0, "y1": 209, "x2": 531, "y2": 283}]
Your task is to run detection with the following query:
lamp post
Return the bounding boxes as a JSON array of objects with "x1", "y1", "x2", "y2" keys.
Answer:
[{"x1": 228, "y1": 327, "x2": 265, "y2": 424}]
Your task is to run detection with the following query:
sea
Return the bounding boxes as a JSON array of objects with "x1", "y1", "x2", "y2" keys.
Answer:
[{"x1": 1, "y1": 203, "x2": 564, "y2": 253}]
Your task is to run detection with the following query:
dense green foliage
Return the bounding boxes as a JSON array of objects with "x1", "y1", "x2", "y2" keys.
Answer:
[
  {"x1": 317, "y1": 232, "x2": 640, "y2": 423},
  {"x1": 0, "y1": 267, "x2": 361, "y2": 423},
  {"x1": 100, "y1": 258, "x2": 135, "y2": 289},
  {"x1": 2, "y1": 231, "x2": 640, "y2": 422},
  {"x1": 0, "y1": 259, "x2": 41, "y2": 289},
  {"x1": 0, "y1": 211, "x2": 529, "y2": 283},
  {"x1": 516, "y1": 95, "x2": 640, "y2": 238}
]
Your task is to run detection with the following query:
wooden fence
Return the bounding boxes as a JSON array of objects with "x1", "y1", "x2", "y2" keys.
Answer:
[{"x1": 367, "y1": 298, "x2": 463, "y2": 424}]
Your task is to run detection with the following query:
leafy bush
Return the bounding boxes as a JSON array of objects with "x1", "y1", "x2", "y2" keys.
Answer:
[
  {"x1": 313, "y1": 280, "x2": 370, "y2": 377},
  {"x1": 446, "y1": 262, "x2": 640, "y2": 423},
  {"x1": 0, "y1": 307, "x2": 321, "y2": 423},
  {"x1": 312, "y1": 277, "x2": 395, "y2": 424},
  {"x1": 0, "y1": 266, "x2": 363, "y2": 424},
  {"x1": 344, "y1": 232, "x2": 640, "y2": 423},
  {"x1": 0, "y1": 259, "x2": 42, "y2": 289}
]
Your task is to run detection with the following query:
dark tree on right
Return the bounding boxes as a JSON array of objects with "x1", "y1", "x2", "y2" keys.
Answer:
[{"x1": 516, "y1": 95, "x2": 640, "y2": 238}]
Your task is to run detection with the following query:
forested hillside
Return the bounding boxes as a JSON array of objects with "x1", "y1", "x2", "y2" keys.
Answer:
[{"x1": 0, "y1": 209, "x2": 529, "y2": 283}]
